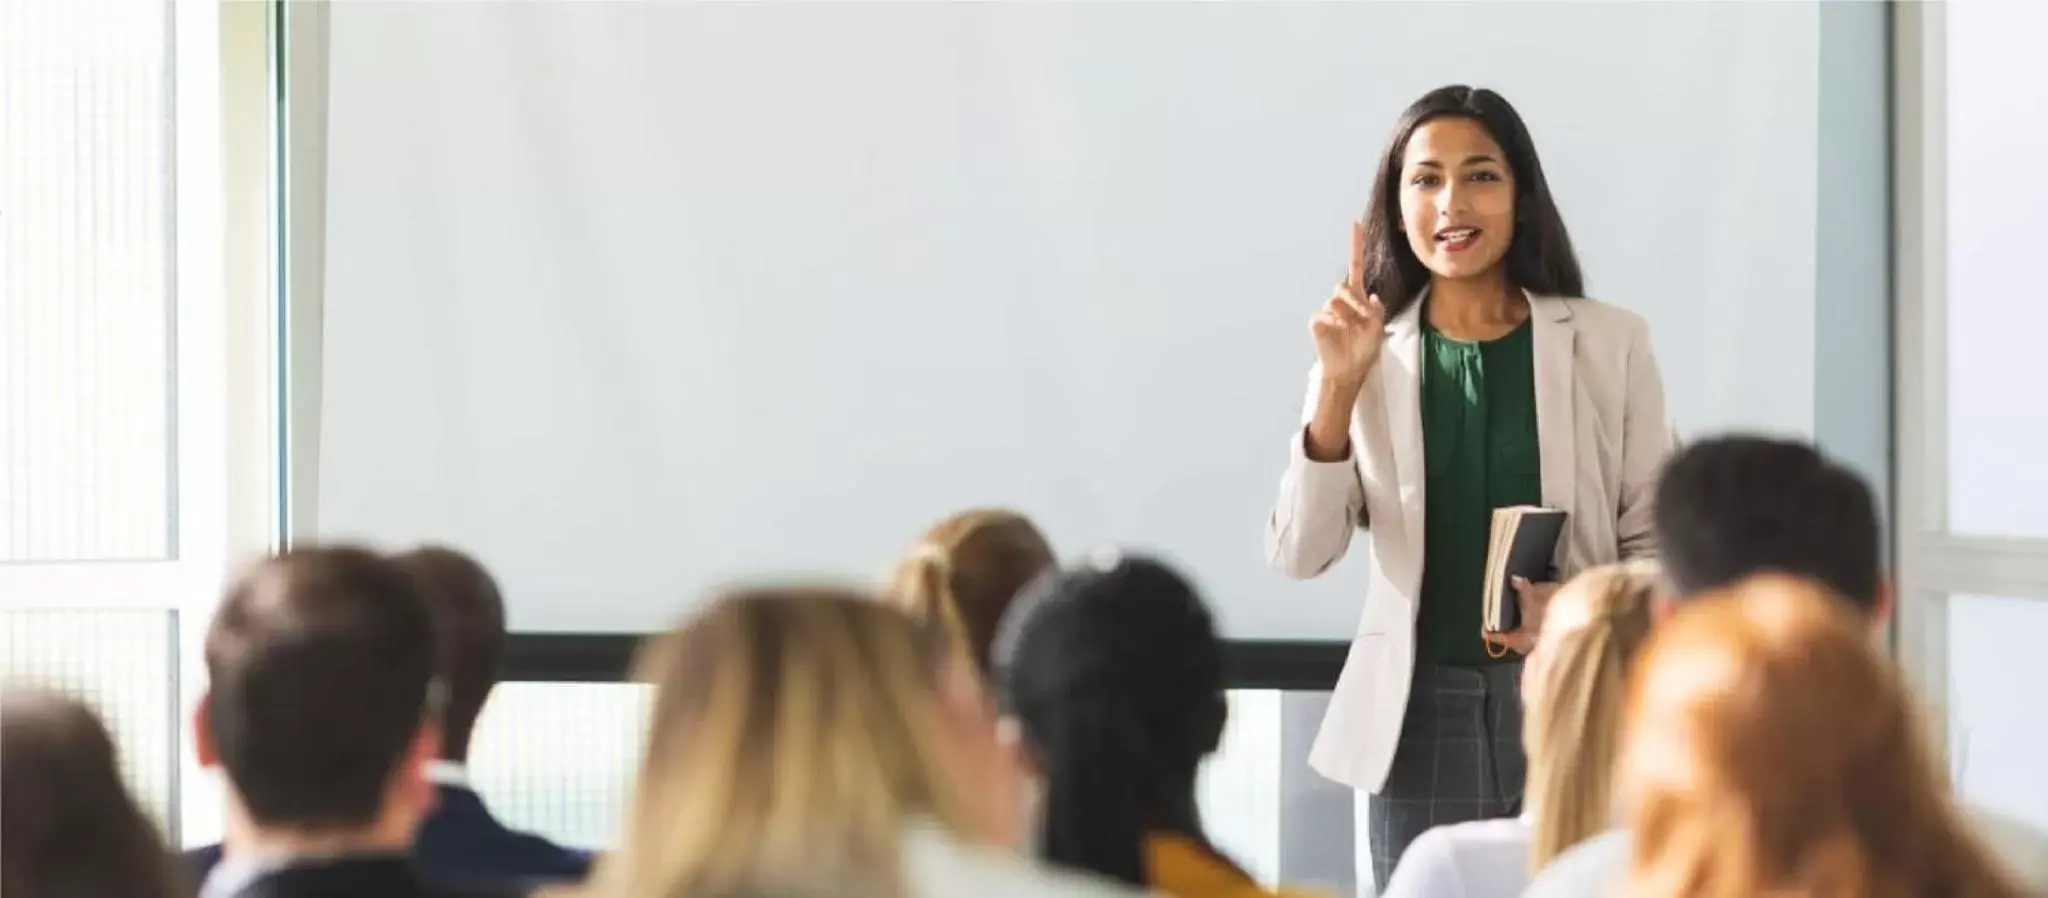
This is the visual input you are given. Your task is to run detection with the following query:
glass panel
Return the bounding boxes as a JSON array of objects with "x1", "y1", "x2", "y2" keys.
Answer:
[
  {"x1": 465, "y1": 681, "x2": 652, "y2": 850},
  {"x1": 0, "y1": 0, "x2": 175, "y2": 561},
  {"x1": 0, "y1": 607, "x2": 179, "y2": 831},
  {"x1": 1945, "y1": 1, "x2": 2048, "y2": 538},
  {"x1": 1947, "y1": 594, "x2": 2048, "y2": 831},
  {"x1": 1200, "y1": 690, "x2": 1284, "y2": 885}
]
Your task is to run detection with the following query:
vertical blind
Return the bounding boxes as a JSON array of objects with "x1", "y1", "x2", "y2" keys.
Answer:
[{"x1": 0, "y1": 0, "x2": 175, "y2": 562}]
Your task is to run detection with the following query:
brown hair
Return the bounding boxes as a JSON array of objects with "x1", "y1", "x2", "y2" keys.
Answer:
[
  {"x1": 1361, "y1": 85, "x2": 1584, "y2": 320},
  {"x1": 395, "y1": 545, "x2": 506, "y2": 760},
  {"x1": 1, "y1": 689, "x2": 188, "y2": 898},
  {"x1": 884, "y1": 509, "x2": 1054, "y2": 675},
  {"x1": 206, "y1": 546, "x2": 438, "y2": 827},
  {"x1": 1522, "y1": 561, "x2": 1660, "y2": 870},
  {"x1": 1620, "y1": 575, "x2": 2023, "y2": 898},
  {"x1": 585, "y1": 588, "x2": 980, "y2": 898}
]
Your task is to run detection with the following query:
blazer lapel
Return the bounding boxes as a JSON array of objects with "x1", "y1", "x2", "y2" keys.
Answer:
[
  {"x1": 1529, "y1": 293, "x2": 1577, "y2": 530},
  {"x1": 1380, "y1": 300, "x2": 1426, "y2": 543}
]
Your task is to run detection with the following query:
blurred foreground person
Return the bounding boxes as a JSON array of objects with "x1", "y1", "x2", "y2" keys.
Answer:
[
  {"x1": 575, "y1": 587, "x2": 1135, "y2": 898},
  {"x1": 196, "y1": 547, "x2": 516, "y2": 898},
  {"x1": 1618, "y1": 576, "x2": 2024, "y2": 898},
  {"x1": 998, "y1": 553, "x2": 1324, "y2": 898},
  {"x1": 1380, "y1": 561, "x2": 1658, "y2": 898},
  {"x1": 2, "y1": 688, "x2": 189, "y2": 898},
  {"x1": 885, "y1": 508, "x2": 1055, "y2": 678}
]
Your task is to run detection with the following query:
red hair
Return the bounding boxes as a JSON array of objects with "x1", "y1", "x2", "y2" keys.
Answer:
[{"x1": 1620, "y1": 575, "x2": 2022, "y2": 898}]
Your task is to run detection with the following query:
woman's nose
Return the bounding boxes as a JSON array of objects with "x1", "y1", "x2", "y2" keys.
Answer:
[{"x1": 1438, "y1": 184, "x2": 1469, "y2": 215}]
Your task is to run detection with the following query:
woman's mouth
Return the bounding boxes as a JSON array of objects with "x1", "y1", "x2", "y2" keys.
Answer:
[{"x1": 1436, "y1": 227, "x2": 1481, "y2": 252}]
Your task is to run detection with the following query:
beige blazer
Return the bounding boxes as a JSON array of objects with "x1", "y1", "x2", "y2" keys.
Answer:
[{"x1": 1264, "y1": 292, "x2": 1672, "y2": 793}]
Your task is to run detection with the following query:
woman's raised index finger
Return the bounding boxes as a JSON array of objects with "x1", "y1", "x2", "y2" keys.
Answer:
[{"x1": 1349, "y1": 220, "x2": 1367, "y2": 291}]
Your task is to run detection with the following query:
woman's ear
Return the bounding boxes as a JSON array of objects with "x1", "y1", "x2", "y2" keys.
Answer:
[
  {"x1": 996, "y1": 715, "x2": 1043, "y2": 778},
  {"x1": 193, "y1": 693, "x2": 219, "y2": 767}
]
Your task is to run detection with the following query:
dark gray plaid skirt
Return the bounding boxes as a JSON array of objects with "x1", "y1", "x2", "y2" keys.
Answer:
[{"x1": 1366, "y1": 660, "x2": 1528, "y2": 891}]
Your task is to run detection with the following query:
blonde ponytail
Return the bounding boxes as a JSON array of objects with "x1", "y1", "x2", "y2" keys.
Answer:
[
  {"x1": 883, "y1": 510, "x2": 1055, "y2": 676},
  {"x1": 1524, "y1": 561, "x2": 1660, "y2": 870},
  {"x1": 890, "y1": 544, "x2": 975, "y2": 666}
]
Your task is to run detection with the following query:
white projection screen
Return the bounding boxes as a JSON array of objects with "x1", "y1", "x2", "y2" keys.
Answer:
[{"x1": 313, "y1": 2, "x2": 1821, "y2": 637}]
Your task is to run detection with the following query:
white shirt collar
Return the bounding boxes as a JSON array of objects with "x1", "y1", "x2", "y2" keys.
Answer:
[
  {"x1": 199, "y1": 850, "x2": 405, "y2": 898},
  {"x1": 424, "y1": 760, "x2": 471, "y2": 789},
  {"x1": 198, "y1": 854, "x2": 286, "y2": 898}
]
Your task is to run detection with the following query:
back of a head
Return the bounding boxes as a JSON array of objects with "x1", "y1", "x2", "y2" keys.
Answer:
[
  {"x1": 994, "y1": 553, "x2": 1227, "y2": 888},
  {"x1": 1522, "y1": 560, "x2": 1660, "y2": 870},
  {"x1": 394, "y1": 544, "x2": 506, "y2": 761},
  {"x1": 597, "y1": 588, "x2": 975, "y2": 898},
  {"x1": 884, "y1": 509, "x2": 1055, "y2": 677},
  {"x1": 1620, "y1": 576, "x2": 2022, "y2": 898},
  {"x1": 205, "y1": 546, "x2": 437, "y2": 830},
  {"x1": 1, "y1": 689, "x2": 185, "y2": 898},
  {"x1": 1653, "y1": 436, "x2": 1881, "y2": 612}
]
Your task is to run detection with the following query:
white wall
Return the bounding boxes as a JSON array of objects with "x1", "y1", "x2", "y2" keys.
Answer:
[{"x1": 312, "y1": 1, "x2": 1824, "y2": 637}]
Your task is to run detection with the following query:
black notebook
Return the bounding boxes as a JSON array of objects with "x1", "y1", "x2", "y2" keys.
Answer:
[{"x1": 1482, "y1": 506, "x2": 1568, "y2": 632}]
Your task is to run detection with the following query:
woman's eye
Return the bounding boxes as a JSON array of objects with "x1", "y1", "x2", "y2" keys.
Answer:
[
  {"x1": 1471, "y1": 170, "x2": 1503, "y2": 183},
  {"x1": 1410, "y1": 174, "x2": 1440, "y2": 188}
]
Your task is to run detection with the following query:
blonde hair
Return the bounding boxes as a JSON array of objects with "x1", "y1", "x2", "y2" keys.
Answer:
[
  {"x1": 1621, "y1": 575, "x2": 2023, "y2": 898},
  {"x1": 884, "y1": 509, "x2": 1054, "y2": 675},
  {"x1": 1521, "y1": 560, "x2": 1660, "y2": 870},
  {"x1": 584, "y1": 588, "x2": 979, "y2": 898}
]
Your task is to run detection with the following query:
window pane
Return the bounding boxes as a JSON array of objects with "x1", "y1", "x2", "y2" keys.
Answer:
[
  {"x1": 466, "y1": 682, "x2": 651, "y2": 850},
  {"x1": 1948, "y1": 594, "x2": 2048, "y2": 831},
  {"x1": 1945, "y1": 1, "x2": 2048, "y2": 538},
  {"x1": 0, "y1": 0, "x2": 174, "y2": 561},
  {"x1": 0, "y1": 607, "x2": 179, "y2": 832}
]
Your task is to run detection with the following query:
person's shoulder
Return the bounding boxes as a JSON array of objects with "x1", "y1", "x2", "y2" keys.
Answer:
[
  {"x1": 1546, "y1": 297, "x2": 1652, "y2": 343},
  {"x1": 420, "y1": 787, "x2": 593, "y2": 882},
  {"x1": 1519, "y1": 829, "x2": 1628, "y2": 898},
  {"x1": 902, "y1": 825, "x2": 1141, "y2": 898},
  {"x1": 1963, "y1": 804, "x2": 2048, "y2": 893},
  {"x1": 1383, "y1": 819, "x2": 1530, "y2": 898},
  {"x1": 183, "y1": 843, "x2": 225, "y2": 880},
  {"x1": 425, "y1": 887, "x2": 526, "y2": 898}
]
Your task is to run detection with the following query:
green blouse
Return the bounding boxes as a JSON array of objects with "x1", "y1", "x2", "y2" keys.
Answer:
[{"x1": 1417, "y1": 316, "x2": 1543, "y2": 666}]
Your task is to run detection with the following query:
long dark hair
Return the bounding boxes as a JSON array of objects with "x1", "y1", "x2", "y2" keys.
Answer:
[
  {"x1": 1, "y1": 689, "x2": 189, "y2": 898},
  {"x1": 993, "y1": 554, "x2": 1231, "y2": 887},
  {"x1": 1362, "y1": 85, "x2": 1584, "y2": 321}
]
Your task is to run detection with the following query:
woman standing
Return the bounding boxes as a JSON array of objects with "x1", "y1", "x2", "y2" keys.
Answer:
[{"x1": 1264, "y1": 84, "x2": 1672, "y2": 888}]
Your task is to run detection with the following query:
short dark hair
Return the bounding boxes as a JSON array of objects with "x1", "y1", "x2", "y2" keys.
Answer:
[
  {"x1": 994, "y1": 554, "x2": 1230, "y2": 888},
  {"x1": 1362, "y1": 85, "x2": 1585, "y2": 321},
  {"x1": 205, "y1": 546, "x2": 437, "y2": 828},
  {"x1": 2, "y1": 689, "x2": 185, "y2": 898},
  {"x1": 1653, "y1": 436, "x2": 1882, "y2": 611},
  {"x1": 394, "y1": 545, "x2": 505, "y2": 760}
]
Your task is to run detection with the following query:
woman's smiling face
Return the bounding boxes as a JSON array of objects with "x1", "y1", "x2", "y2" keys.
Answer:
[{"x1": 1398, "y1": 116, "x2": 1517, "y2": 283}]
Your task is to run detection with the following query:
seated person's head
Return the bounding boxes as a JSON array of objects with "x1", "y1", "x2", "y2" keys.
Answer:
[
  {"x1": 1519, "y1": 561, "x2": 1660, "y2": 870},
  {"x1": 1619, "y1": 575, "x2": 2022, "y2": 898},
  {"x1": 593, "y1": 588, "x2": 1018, "y2": 898},
  {"x1": 197, "y1": 546, "x2": 441, "y2": 850},
  {"x1": 993, "y1": 553, "x2": 1230, "y2": 888},
  {"x1": 1653, "y1": 435, "x2": 1887, "y2": 619},
  {"x1": 2, "y1": 689, "x2": 185, "y2": 898},
  {"x1": 394, "y1": 545, "x2": 506, "y2": 763},
  {"x1": 885, "y1": 508, "x2": 1054, "y2": 677}
]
